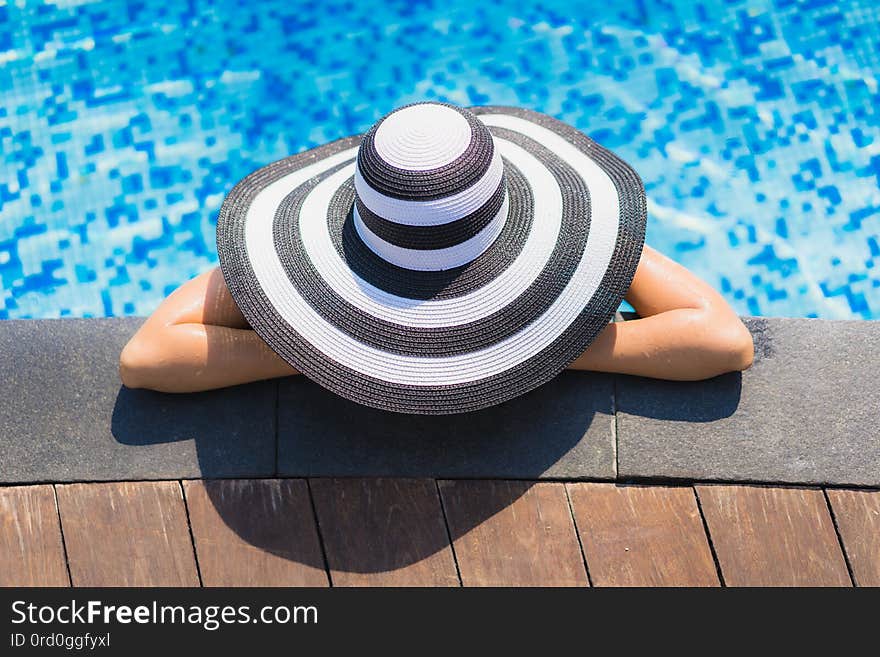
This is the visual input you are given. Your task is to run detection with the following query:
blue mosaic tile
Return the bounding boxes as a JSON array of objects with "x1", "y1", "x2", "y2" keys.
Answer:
[{"x1": 1, "y1": 0, "x2": 879, "y2": 319}]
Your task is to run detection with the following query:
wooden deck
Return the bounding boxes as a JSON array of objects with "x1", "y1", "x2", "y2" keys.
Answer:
[{"x1": 1, "y1": 479, "x2": 877, "y2": 587}]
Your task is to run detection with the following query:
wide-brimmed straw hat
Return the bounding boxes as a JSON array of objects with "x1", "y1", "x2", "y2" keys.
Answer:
[{"x1": 216, "y1": 102, "x2": 646, "y2": 414}]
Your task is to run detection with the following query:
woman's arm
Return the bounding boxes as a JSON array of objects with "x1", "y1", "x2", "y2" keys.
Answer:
[
  {"x1": 119, "y1": 268, "x2": 298, "y2": 392},
  {"x1": 121, "y1": 245, "x2": 753, "y2": 392},
  {"x1": 569, "y1": 245, "x2": 754, "y2": 379}
]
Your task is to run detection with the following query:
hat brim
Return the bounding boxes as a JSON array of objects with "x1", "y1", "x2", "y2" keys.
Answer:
[{"x1": 216, "y1": 106, "x2": 646, "y2": 414}]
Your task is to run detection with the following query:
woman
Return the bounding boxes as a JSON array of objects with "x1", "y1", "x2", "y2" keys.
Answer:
[{"x1": 120, "y1": 103, "x2": 753, "y2": 413}]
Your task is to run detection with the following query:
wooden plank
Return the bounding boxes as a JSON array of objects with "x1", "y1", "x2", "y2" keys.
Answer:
[
  {"x1": 0, "y1": 485, "x2": 69, "y2": 586},
  {"x1": 56, "y1": 481, "x2": 199, "y2": 587},
  {"x1": 438, "y1": 480, "x2": 587, "y2": 587},
  {"x1": 182, "y1": 479, "x2": 328, "y2": 586},
  {"x1": 696, "y1": 485, "x2": 851, "y2": 587},
  {"x1": 566, "y1": 483, "x2": 719, "y2": 587},
  {"x1": 309, "y1": 478, "x2": 458, "y2": 587},
  {"x1": 826, "y1": 488, "x2": 880, "y2": 587}
]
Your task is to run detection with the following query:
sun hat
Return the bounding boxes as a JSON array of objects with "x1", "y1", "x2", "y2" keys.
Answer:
[{"x1": 216, "y1": 102, "x2": 646, "y2": 414}]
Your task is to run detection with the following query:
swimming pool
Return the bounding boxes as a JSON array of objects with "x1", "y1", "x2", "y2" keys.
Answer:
[{"x1": 1, "y1": 0, "x2": 878, "y2": 320}]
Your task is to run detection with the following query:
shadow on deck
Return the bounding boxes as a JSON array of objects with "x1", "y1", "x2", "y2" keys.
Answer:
[{"x1": 109, "y1": 371, "x2": 741, "y2": 573}]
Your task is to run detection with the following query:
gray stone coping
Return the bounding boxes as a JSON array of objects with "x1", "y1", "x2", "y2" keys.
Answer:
[{"x1": 0, "y1": 316, "x2": 876, "y2": 487}]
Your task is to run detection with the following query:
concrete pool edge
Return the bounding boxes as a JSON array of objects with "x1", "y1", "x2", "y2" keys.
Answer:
[{"x1": 0, "y1": 316, "x2": 877, "y2": 487}]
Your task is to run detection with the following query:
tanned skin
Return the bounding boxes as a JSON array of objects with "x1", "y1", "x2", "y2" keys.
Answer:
[{"x1": 119, "y1": 245, "x2": 754, "y2": 393}]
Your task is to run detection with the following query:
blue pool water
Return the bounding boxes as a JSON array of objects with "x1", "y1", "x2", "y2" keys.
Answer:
[{"x1": 1, "y1": 0, "x2": 879, "y2": 320}]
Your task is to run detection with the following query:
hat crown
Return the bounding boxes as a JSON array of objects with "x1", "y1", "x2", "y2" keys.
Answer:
[
  {"x1": 353, "y1": 102, "x2": 509, "y2": 271},
  {"x1": 372, "y1": 103, "x2": 473, "y2": 171}
]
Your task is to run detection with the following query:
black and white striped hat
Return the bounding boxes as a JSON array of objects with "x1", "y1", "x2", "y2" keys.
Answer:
[{"x1": 217, "y1": 103, "x2": 646, "y2": 414}]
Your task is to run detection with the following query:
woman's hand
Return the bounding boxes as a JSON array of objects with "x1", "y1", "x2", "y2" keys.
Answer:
[
  {"x1": 568, "y1": 245, "x2": 754, "y2": 380},
  {"x1": 119, "y1": 267, "x2": 298, "y2": 392}
]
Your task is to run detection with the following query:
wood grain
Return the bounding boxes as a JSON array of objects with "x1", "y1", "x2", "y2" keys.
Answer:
[
  {"x1": 696, "y1": 485, "x2": 851, "y2": 587},
  {"x1": 56, "y1": 481, "x2": 199, "y2": 587},
  {"x1": 309, "y1": 478, "x2": 458, "y2": 586},
  {"x1": 182, "y1": 479, "x2": 328, "y2": 586},
  {"x1": 0, "y1": 485, "x2": 69, "y2": 586},
  {"x1": 826, "y1": 488, "x2": 880, "y2": 587},
  {"x1": 438, "y1": 480, "x2": 587, "y2": 587},
  {"x1": 566, "y1": 483, "x2": 719, "y2": 586}
]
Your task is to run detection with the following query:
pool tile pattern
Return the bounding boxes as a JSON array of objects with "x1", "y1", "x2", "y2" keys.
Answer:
[{"x1": 1, "y1": 0, "x2": 879, "y2": 319}]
